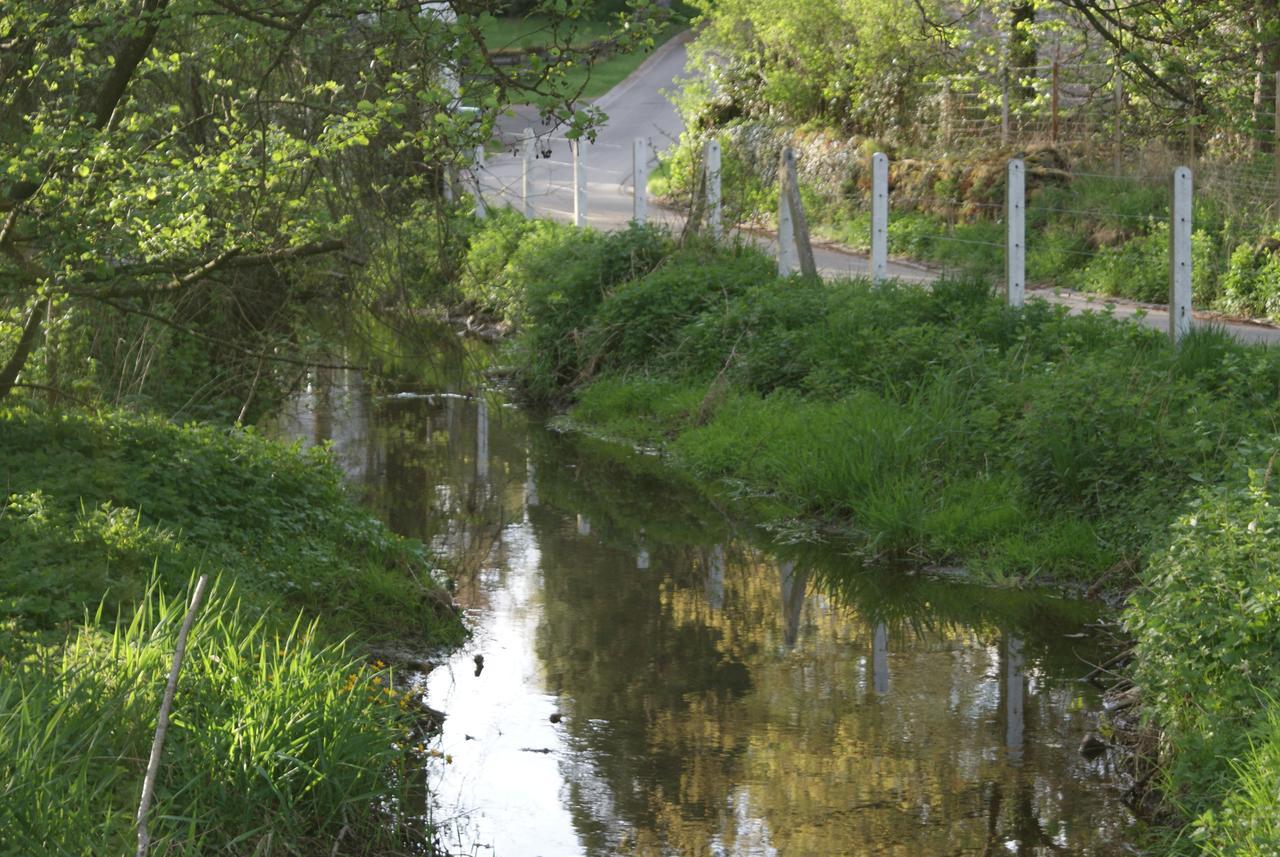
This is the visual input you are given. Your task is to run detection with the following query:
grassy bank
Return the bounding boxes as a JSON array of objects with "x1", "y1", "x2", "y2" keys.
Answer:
[
  {"x1": 1, "y1": 406, "x2": 465, "y2": 853},
  {"x1": 450, "y1": 212, "x2": 1280, "y2": 851}
]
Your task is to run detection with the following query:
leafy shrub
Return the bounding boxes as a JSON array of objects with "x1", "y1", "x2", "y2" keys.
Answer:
[
  {"x1": 513, "y1": 222, "x2": 676, "y2": 401},
  {"x1": 1128, "y1": 447, "x2": 1280, "y2": 841},
  {"x1": 1217, "y1": 243, "x2": 1280, "y2": 319}
]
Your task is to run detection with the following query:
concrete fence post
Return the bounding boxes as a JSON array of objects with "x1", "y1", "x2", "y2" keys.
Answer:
[
  {"x1": 472, "y1": 145, "x2": 487, "y2": 219},
  {"x1": 1006, "y1": 158, "x2": 1026, "y2": 307},
  {"x1": 705, "y1": 138, "x2": 722, "y2": 240},
  {"x1": 521, "y1": 128, "x2": 535, "y2": 217},
  {"x1": 778, "y1": 150, "x2": 798, "y2": 276},
  {"x1": 633, "y1": 137, "x2": 649, "y2": 224},
  {"x1": 1169, "y1": 166, "x2": 1193, "y2": 344},
  {"x1": 573, "y1": 139, "x2": 587, "y2": 227},
  {"x1": 777, "y1": 147, "x2": 816, "y2": 277},
  {"x1": 870, "y1": 152, "x2": 889, "y2": 284}
]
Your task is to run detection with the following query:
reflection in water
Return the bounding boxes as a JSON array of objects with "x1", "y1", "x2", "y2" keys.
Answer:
[
  {"x1": 272, "y1": 382, "x2": 1133, "y2": 856},
  {"x1": 873, "y1": 622, "x2": 890, "y2": 697}
]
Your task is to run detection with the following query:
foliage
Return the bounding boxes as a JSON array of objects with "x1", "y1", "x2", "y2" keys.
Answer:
[
  {"x1": 0, "y1": 405, "x2": 464, "y2": 648},
  {"x1": 1127, "y1": 448, "x2": 1280, "y2": 853},
  {"x1": 506, "y1": 227, "x2": 1280, "y2": 585},
  {"x1": 507, "y1": 220, "x2": 676, "y2": 402},
  {"x1": 0, "y1": 578, "x2": 434, "y2": 855},
  {"x1": 0, "y1": 0, "x2": 660, "y2": 412}
]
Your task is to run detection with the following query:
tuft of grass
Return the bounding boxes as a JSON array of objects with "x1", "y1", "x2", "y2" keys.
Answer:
[{"x1": 0, "y1": 578, "x2": 436, "y2": 855}]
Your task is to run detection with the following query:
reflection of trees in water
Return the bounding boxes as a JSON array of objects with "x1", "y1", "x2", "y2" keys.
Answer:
[
  {"x1": 281, "y1": 390, "x2": 1131, "y2": 854},
  {"x1": 525, "y1": 428, "x2": 1130, "y2": 855}
]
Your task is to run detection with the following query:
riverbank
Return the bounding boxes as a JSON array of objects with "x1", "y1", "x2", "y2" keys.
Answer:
[
  {"x1": 454, "y1": 213, "x2": 1280, "y2": 851},
  {"x1": 0, "y1": 405, "x2": 465, "y2": 853}
]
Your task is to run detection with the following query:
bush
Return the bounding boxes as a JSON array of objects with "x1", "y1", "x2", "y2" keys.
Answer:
[
  {"x1": 1128, "y1": 447, "x2": 1280, "y2": 847},
  {"x1": 512, "y1": 222, "x2": 676, "y2": 401}
]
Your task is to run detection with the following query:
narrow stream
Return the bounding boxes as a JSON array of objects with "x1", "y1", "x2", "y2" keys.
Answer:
[{"x1": 275, "y1": 373, "x2": 1133, "y2": 855}]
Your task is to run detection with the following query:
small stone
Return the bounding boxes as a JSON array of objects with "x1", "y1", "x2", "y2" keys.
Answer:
[
  {"x1": 473, "y1": 654, "x2": 485, "y2": 677},
  {"x1": 549, "y1": 712, "x2": 563, "y2": 724}
]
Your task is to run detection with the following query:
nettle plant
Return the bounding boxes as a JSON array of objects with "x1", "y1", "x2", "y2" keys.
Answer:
[{"x1": 0, "y1": 0, "x2": 658, "y2": 410}]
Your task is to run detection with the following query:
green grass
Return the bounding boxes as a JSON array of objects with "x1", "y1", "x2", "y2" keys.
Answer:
[
  {"x1": 480, "y1": 14, "x2": 684, "y2": 101},
  {"x1": 0, "y1": 579, "x2": 436, "y2": 855},
  {"x1": 0, "y1": 405, "x2": 465, "y2": 853}
]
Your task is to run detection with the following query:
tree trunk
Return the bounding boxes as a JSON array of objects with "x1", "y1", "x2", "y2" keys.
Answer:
[
  {"x1": 1009, "y1": 1, "x2": 1038, "y2": 103},
  {"x1": 0, "y1": 301, "x2": 46, "y2": 401}
]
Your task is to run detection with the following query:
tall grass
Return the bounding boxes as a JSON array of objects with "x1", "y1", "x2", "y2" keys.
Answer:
[{"x1": 0, "y1": 579, "x2": 430, "y2": 855}]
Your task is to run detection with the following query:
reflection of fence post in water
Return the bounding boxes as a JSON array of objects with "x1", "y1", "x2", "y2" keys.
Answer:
[
  {"x1": 706, "y1": 544, "x2": 725, "y2": 610},
  {"x1": 476, "y1": 397, "x2": 489, "y2": 482},
  {"x1": 873, "y1": 623, "x2": 889, "y2": 696},
  {"x1": 524, "y1": 460, "x2": 538, "y2": 508},
  {"x1": 576, "y1": 514, "x2": 591, "y2": 536},
  {"x1": 1004, "y1": 634, "x2": 1025, "y2": 764},
  {"x1": 778, "y1": 560, "x2": 808, "y2": 647}
]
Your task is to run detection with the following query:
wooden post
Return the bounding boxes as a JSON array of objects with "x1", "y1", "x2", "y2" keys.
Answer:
[
  {"x1": 1113, "y1": 72, "x2": 1124, "y2": 176},
  {"x1": 1169, "y1": 166, "x2": 1193, "y2": 344},
  {"x1": 777, "y1": 147, "x2": 816, "y2": 277},
  {"x1": 521, "y1": 128, "x2": 534, "y2": 218},
  {"x1": 1274, "y1": 71, "x2": 1279, "y2": 209},
  {"x1": 633, "y1": 137, "x2": 649, "y2": 224},
  {"x1": 136, "y1": 575, "x2": 209, "y2": 857},
  {"x1": 472, "y1": 145, "x2": 486, "y2": 220},
  {"x1": 572, "y1": 139, "x2": 587, "y2": 227},
  {"x1": 1051, "y1": 60, "x2": 1060, "y2": 144},
  {"x1": 705, "y1": 139, "x2": 722, "y2": 240},
  {"x1": 1007, "y1": 158, "x2": 1026, "y2": 307},
  {"x1": 871, "y1": 152, "x2": 889, "y2": 284},
  {"x1": 1001, "y1": 67, "x2": 1011, "y2": 146},
  {"x1": 941, "y1": 79, "x2": 953, "y2": 149}
]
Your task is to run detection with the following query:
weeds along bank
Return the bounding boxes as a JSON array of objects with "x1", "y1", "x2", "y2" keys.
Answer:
[
  {"x1": 0, "y1": 407, "x2": 465, "y2": 854},
  {"x1": 453, "y1": 211, "x2": 1280, "y2": 852},
  {"x1": 652, "y1": 125, "x2": 1280, "y2": 321}
]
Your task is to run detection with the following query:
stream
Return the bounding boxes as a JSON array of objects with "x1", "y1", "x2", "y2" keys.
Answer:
[{"x1": 274, "y1": 371, "x2": 1134, "y2": 856}]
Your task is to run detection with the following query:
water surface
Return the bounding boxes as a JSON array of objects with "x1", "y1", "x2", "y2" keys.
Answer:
[{"x1": 275, "y1": 377, "x2": 1133, "y2": 856}]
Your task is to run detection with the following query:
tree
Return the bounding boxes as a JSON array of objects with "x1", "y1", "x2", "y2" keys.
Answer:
[{"x1": 0, "y1": 0, "x2": 657, "y2": 409}]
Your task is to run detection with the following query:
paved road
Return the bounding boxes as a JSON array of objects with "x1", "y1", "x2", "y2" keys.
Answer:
[{"x1": 480, "y1": 35, "x2": 1280, "y2": 345}]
